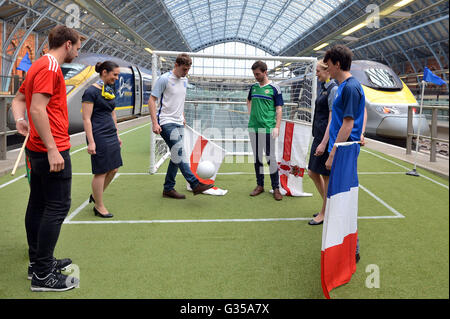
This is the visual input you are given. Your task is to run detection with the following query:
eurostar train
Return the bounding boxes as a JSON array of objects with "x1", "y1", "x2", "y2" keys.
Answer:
[
  {"x1": 281, "y1": 60, "x2": 430, "y2": 139},
  {"x1": 8, "y1": 53, "x2": 152, "y2": 134}
]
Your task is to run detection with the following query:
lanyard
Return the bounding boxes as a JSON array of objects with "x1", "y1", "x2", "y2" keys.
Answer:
[{"x1": 97, "y1": 80, "x2": 115, "y2": 100}]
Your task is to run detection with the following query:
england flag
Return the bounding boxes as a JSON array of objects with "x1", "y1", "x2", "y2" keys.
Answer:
[
  {"x1": 321, "y1": 142, "x2": 360, "y2": 299},
  {"x1": 184, "y1": 125, "x2": 228, "y2": 195}
]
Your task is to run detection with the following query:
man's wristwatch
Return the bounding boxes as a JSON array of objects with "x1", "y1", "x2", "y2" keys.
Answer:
[{"x1": 15, "y1": 118, "x2": 25, "y2": 123}]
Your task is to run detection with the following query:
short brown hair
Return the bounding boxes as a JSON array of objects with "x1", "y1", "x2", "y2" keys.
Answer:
[
  {"x1": 323, "y1": 44, "x2": 353, "y2": 71},
  {"x1": 175, "y1": 53, "x2": 192, "y2": 66},
  {"x1": 48, "y1": 25, "x2": 82, "y2": 50},
  {"x1": 251, "y1": 60, "x2": 267, "y2": 73}
]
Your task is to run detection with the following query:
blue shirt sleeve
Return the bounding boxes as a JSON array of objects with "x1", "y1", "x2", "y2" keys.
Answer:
[
  {"x1": 328, "y1": 86, "x2": 338, "y2": 111},
  {"x1": 271, "y1": 83, "x2": 284, "y2": 107},
  {"x1": 151, "y1": 74, "x2": 169, "y2": 99},
  {"x1": 341, "y1": 82, "x2": 363, "y2": 119}
]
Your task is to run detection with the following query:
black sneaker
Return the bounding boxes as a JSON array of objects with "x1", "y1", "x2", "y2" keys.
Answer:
[
  {"x1": 30, "y1": 269, "x2": 78, "y2": 292},
  {"x1": 28, "y1": 258, "x2": 72, "y2": 280}
]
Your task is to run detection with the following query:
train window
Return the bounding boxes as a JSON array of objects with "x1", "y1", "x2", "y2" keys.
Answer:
[
  {"x1": 61, "y1": 63, "x2": 85, "y2": 80},
  {"x1": 66, "y1": 85, "x2": 74, "y2": 95},
  {"x1": 365, "y1": 68, "x2": 403, "y2": 90}
]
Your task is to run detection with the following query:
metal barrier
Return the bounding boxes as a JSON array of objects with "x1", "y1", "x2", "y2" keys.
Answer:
[
  {"x1": 0, "y1": 94, "x2": 17, "y2": 160},
  {"x1": 406, "y1": 104, "x2": 449, "y2": 162}
]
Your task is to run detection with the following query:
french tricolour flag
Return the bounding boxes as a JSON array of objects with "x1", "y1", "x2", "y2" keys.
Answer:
[{"x1": 321, "y1": 142, "x2": 360, "y2": 299}]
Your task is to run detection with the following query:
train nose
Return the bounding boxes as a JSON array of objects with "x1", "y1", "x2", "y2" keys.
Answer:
[{"x1": 376, "y1": 114, "x2": 431, "y2": 139}]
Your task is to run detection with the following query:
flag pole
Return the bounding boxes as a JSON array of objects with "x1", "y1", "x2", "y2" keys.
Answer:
[
  {"x1": 11, "y1": 132, "x2": 29, "y2": 176},
  {"x1": 406, "y1": 80, "x2": 426, "y2": 177}
]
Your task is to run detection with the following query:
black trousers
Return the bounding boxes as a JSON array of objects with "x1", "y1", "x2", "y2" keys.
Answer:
[
  {"x1": 249, "y1": 131, "x2": 279, "y2": 190},
  {"x1": 25, "y1": 148, "x2": 72, "y2": 275}
]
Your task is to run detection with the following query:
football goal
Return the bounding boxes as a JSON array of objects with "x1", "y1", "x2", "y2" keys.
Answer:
[{"x1": 149, "y1": 51, "x2": 317, "y2": 174}]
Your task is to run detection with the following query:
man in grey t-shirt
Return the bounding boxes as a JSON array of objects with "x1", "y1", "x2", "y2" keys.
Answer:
[{"x1": 148, "y1": 53, "x2": 213, "y2": 198}]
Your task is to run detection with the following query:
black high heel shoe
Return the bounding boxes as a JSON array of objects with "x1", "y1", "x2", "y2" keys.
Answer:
[
  {"x1": 93, "y1": 207, "x2": 113, "y2": 218},
  {"x1": 89, "y1": 194, "x2": 95, "y2": 204}
]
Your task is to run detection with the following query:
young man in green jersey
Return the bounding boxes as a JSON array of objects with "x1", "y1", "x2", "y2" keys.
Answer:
[{"x1": 247, "y1": 60, "x2": 283, "y2": 201}]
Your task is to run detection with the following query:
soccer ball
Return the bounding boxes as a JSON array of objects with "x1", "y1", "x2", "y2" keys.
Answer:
[{"x1": 196, "y1": 160, "x2": 215, "y2": 179}]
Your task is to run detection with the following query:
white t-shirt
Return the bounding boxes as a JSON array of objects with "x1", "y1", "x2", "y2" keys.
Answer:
[{"x1": 151, "y1": 71, "x2": 188, "y2": 126}]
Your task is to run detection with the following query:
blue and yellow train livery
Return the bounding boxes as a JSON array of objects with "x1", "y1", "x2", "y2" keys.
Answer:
[
  {"x1": 351, "y1": 60, "x2": 430, "y2": 139},
  {"x1": 61, "y1": 53, "x2": 152, "y2": 133}
]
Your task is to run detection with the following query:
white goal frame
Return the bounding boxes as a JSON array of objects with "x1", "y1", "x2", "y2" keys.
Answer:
[{"x1": 149, "y1": 51, "x2": 317, "y2": 174}]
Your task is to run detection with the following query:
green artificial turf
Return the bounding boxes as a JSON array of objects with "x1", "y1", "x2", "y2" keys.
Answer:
[{"x1": 0, "y1": 122, "x2": 448, "y2": 299}]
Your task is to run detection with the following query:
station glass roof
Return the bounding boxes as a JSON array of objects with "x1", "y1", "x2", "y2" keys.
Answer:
[{"x1": 163, "y1": 0, "x2": 347, "y2": 54}]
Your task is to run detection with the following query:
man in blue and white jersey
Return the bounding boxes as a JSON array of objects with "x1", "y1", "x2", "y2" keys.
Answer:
[{"x1": 149, "y1": 53, "x2": 213, "y2": 199}]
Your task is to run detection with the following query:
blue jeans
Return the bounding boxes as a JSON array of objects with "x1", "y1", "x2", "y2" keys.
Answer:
[{"x1": 160, "y1": 123, "x2": 199, "y2": 191}]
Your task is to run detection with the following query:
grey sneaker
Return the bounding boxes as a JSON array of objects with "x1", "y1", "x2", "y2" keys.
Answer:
[{"x1": 30, "y1": 269, "x2": 78, "y2": 292}]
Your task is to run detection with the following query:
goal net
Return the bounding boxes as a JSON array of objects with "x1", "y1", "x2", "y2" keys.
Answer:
[{"x1": 149, "y1": 51, "x2": 317, "y2": 174}]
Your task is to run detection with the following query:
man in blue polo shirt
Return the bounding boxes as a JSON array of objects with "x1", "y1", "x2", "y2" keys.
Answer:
[
  {"x1": 323, "y1": 45, "x2": 367, "y2": 264},
  {"x1": 324, "y1": 45, "x2": 366, "y2": 169}
]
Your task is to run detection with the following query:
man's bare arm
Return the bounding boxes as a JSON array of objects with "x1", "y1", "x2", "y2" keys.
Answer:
[
  {"x1": 272, "y1": 105, "x2": 282, "y2": 138},
  {"x1": 29, "y1": 93, "x2": 64, "y2": 172},
  {"x1": 149, "y1": 95, "x2": 161, "y2": 134},
  {"x1": 11, "y1": 91, "x2": 29, "y2": 136}
]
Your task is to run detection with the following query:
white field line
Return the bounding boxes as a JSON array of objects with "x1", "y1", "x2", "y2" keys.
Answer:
[
  {"x1": 358, "y1": 172, "x2": 405, "y2": 175},
  {"x1": 3, "y1": 143, "x2": 440, "y2": 223},
  {"x1": 0, "y1": 123, "x2": 151, "y2": 189},
  {"x1": 64, "y1": 175, "x2": 403, "y2": 225},
  {"x1": 0, "y1": 174, "x2": 26, "y2": 189},
  {"x1": 69, "y1": 146, "x2": 87, "y2": 156},
  {"x1": 70, "y1": 123, "x2": 150, "y2": 156},
  {"x1": 361, "y1": 148, "x2": 449, "y2": 190},
  {"x1": 72, "y1": 171, "x2": 406, "y2": 176},
  {"x1": 64, "y1": 215, "x2": 399, "y2": 225},
  {"x1": 64, "y1": 173, "x2": 121, "y2": 223},
  {"x1": 64, "y1": 199, "x2": 90, "y2": 223},
  {"x1": 359, "y1": 184, "x2": 405, "y2": 218},
  {"x1": 65, "y1": 217, "x2": 313, "y2": 224}
]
